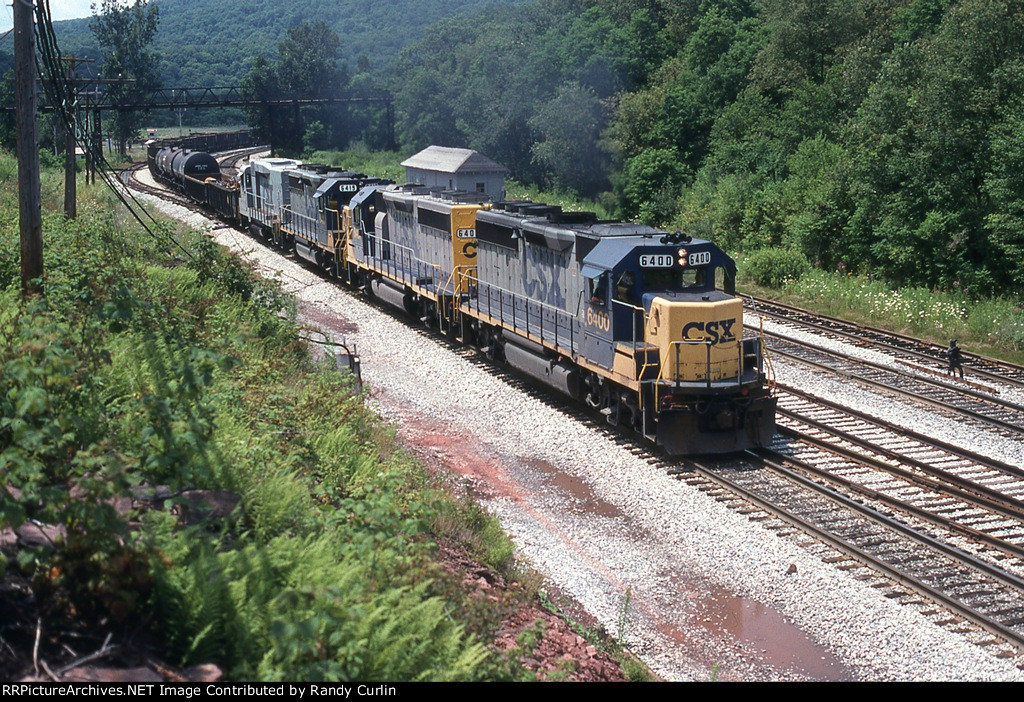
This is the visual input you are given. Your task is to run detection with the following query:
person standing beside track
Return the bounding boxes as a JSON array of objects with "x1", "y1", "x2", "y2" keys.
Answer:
[{"x1": 946, "y1": 339, "x2": 964, "y2": 379}]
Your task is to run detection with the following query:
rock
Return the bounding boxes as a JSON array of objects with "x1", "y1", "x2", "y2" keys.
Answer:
[
  {"x1": 15, "y1": 522, "x2": 64, "y2": 550},
  {"x1": 184, "y1": 664, "x2": 223, "y2": 682},
  {"x1": 175, "y1": 490, "x2": 240, "y2": 526},
  {"x1": 64, "y1": 666, "x2": 162, "y2": 682}
]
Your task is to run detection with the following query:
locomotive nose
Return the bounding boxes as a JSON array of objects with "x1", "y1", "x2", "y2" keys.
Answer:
[{"x1": 646, "y1": 296, "x2": 744, "y2": 383}]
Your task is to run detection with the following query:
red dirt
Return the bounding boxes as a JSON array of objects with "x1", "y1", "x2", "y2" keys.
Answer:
[{"x1": 392, "y1": 405, "x2": 635, "y2": 682}]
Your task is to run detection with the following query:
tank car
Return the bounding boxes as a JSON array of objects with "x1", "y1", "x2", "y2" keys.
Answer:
[{"x1": 152, "y1": 146, "x2": 220, "y2": 184}]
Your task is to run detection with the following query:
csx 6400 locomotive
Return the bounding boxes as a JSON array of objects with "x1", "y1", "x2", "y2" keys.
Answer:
[{"x1": 149, "y1": 142, "x2": 776, "y2": 454}]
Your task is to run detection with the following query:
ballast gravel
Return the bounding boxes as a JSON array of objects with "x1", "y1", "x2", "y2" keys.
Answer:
[{"x1": 132, "y1": 171, "x2": 1024, "y2": 681}]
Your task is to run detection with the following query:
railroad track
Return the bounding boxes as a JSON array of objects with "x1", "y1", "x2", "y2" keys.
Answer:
[
  {"x1": 476, "y1": 352, "x2": 1024, "y2": 659},
  {"x1": 673, "y1": 455, "x2": 1024, "y2": 659},
  {"x1": 764, "y1": 330, "x2": 1024, "y2": 438},
  {"x1": 747, "y1": 296, "x2": 1024, "y2": 390}
]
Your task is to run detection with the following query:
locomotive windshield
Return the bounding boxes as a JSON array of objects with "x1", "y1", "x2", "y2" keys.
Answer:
[{"x1": 642, "y1": 265, "x2": 710, "y2": 292}]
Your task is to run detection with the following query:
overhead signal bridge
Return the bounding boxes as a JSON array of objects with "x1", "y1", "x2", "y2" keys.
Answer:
[
  {"x1": 6, "y1": 83, "x2": 396, "y2": 154},
  {"x1": 64, "y1": 85, "x2": 394, "y2": 112}
]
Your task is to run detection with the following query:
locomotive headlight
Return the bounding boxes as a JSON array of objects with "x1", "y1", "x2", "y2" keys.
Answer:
[{"x1": 677, "y1": 248, "x2": 688, "y2": 266}]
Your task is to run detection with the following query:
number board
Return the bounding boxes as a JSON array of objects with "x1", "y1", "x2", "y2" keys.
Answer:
[
  {"x1": 339, "y1": 184, "x2": 358, "y2": 192},
  {"x1": 639, "y1": 254, "x2": 674, "y2": 268},
  {"x1": 456, "y1": 228, "x2": 476, "y2": 239},
  {"x1": 688, "y1": 251, "x2": 711, "y2": 266}
]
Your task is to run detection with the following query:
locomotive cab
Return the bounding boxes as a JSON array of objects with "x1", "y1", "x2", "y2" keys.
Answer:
[{"x1": 580, "y1": 234, "x2": 775, "y2": 453}]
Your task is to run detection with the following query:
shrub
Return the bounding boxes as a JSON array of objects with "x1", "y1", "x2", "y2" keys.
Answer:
[{"x1": 742, "y1": 247, "x2": 811, "y2": 288}]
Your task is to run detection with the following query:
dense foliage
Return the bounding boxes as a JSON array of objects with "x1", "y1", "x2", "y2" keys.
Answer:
[
  {"x1": 0, "y1": 157, "x2": 526, "y2": 680},
  {"x1": 50, "y1": 0, "x2": 525, "y2": 89},
  {"x1": 391, "y1": 0, "x2": 1024, "y2": 297},
  {"x1": 40, "y1": 0, "x2": 1024, "y2": 297},
  {"x1": 90, "y1": 0, "x2": 162, "y2": 154},
  {"x1": 240, "y1": 22, "x2": 392, "y2": 154}
]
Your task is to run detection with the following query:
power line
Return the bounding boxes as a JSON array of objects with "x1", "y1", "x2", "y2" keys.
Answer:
[{"x1": 32, "y1": 0, "x2": 197, "y2": 261}]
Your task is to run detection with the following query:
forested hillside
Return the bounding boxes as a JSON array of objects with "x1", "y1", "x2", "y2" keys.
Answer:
[
  {"x1": 392, "y1": 0, "x2": 1024, "y2": 297},
  {"x1": 49, "y1": 0, "x2": 524, "y2": 85},
  {"x1": 29, "y1": 0, "x2": 1024, "y2": 297}
]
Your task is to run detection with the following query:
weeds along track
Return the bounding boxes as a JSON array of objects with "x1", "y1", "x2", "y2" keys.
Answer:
[
  {"x1": 746, "y1": 296, "x2": 1024, "y2": 390},
  {"x1": 129, "y1": 161, "x2": 1024, "y2": 666}
]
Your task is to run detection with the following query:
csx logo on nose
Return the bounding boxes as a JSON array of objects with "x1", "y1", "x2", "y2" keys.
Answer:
[{"x1": 682, "y1": 318, "x2": 736, "y2": 345}]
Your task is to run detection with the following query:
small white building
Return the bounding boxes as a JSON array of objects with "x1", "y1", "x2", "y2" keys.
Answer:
[{"x1": 401, "y1": 145, "x2": 506, "y2": 199}]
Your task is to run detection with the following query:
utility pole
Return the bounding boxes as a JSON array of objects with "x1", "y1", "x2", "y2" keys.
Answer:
[
  {"x1": 14, "y1": 0, "x2": 42, "y2": 294},
  {"x1": 85, "y1": 91, "x2": 92, "y2": 184},
  {"x1": 59, "y1": 56, "x2": 93, "y2": 220},
  {"x1": 64, "y1": 56, "x2": 76, "y2": 219}
]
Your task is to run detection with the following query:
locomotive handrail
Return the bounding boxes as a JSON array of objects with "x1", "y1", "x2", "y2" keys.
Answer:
[
  {"x1": 459, "y1": 271, "x2": 577, "y2": 355},
  {"x1": 742, "y1": 292, "x2": 759, "y2": 318},
  {"x1": 325, "y1": 208, "x2": 343, "y2": 251},
  {"x1": 609, "y1": 297, "x2": 649, "y2": 351},
  {"x1": 278, "y1": 205, "x2": 344, "y2": 248},
  {"x1": 361, "y1": 229, "x2": 441, "y2": 290},
  {"x1": 759, "y1": 316, "x2": 778, "y2": 394},
  {"x1": 281, "y1": 204, "x2": 315, "y2": 241},
  {"x1": 659, "y1": 338, "x2": 745, "y2": 389},
  {"x1": 241, "y1": 186, "x2": 278, "y2": 224}
]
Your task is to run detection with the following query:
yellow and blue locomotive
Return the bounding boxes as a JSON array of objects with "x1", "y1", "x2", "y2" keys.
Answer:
[
  {"x1": 148, "y1": 144, "x2": 776, "y2": 454},
  {"x1": 343, "y1": 186, "x2": 776, "y2": 454}
]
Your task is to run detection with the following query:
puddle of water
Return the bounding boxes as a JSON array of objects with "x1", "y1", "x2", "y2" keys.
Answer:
[
  {"x1": 524, "y1": 458, "x2": 625, "y2": 519},
  {"x1": 514, "y1": 455, "x2": 852, "y2": 680},
  {"x1": 693, "y1": 582, "x2": 852, "y2": 680}
]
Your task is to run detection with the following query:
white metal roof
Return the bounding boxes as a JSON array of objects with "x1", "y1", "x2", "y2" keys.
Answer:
[{"x1": 401, "y1": 145, "x2": 506, "y2": 174}]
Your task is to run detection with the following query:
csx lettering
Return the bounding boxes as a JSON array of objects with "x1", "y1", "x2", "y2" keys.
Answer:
[{"x1": 681, "y1": 318, "x2": 736, "y2": 345}]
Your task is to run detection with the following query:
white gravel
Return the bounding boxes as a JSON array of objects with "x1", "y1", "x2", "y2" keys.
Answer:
[{"x1": 131, "y1": 170, "x2": 1024, "y2": 681}]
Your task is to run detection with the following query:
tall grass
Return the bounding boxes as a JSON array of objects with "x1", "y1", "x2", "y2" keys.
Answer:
[{"x1": 737, "y1": 262, "x2": 1024, "y2": 361}]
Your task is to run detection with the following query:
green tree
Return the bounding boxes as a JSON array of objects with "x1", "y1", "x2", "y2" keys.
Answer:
[
  {"x1": 242, "y1": 22, "x2": 350, "y2": 154},
  {"x1": 528, "y1": 82, "x2": 608, "y2": 195},
  {"x1": 90, "y1": 0, "x2": 161, "y2": 155},
  {"x1": 983, "y1": 94, "x2": 1024, "y2": 293},
  {"x1": 849, "y1": 0, "x2": 1024, "y2": 293}
]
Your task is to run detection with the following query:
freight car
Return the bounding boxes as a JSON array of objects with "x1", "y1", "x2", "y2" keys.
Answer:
[
  {"x1": 147, "y1": 145, "x2": 776, "y2": 454},
  {"x1": 148, "y1": 143, "x2": 240, "y2": 221}
]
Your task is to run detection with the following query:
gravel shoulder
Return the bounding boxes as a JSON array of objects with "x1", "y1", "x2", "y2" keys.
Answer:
[{"x1": 134, "y1": 168, "x2": 1024, "y2": 682}]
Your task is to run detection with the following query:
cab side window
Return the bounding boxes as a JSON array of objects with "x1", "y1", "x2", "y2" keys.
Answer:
[
  {"x1": 615, "y1": 271, "x2": 635, "y2": 302},
  {"x1": 589, "y1": 273, "x2": 608, "y2": 305}
]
